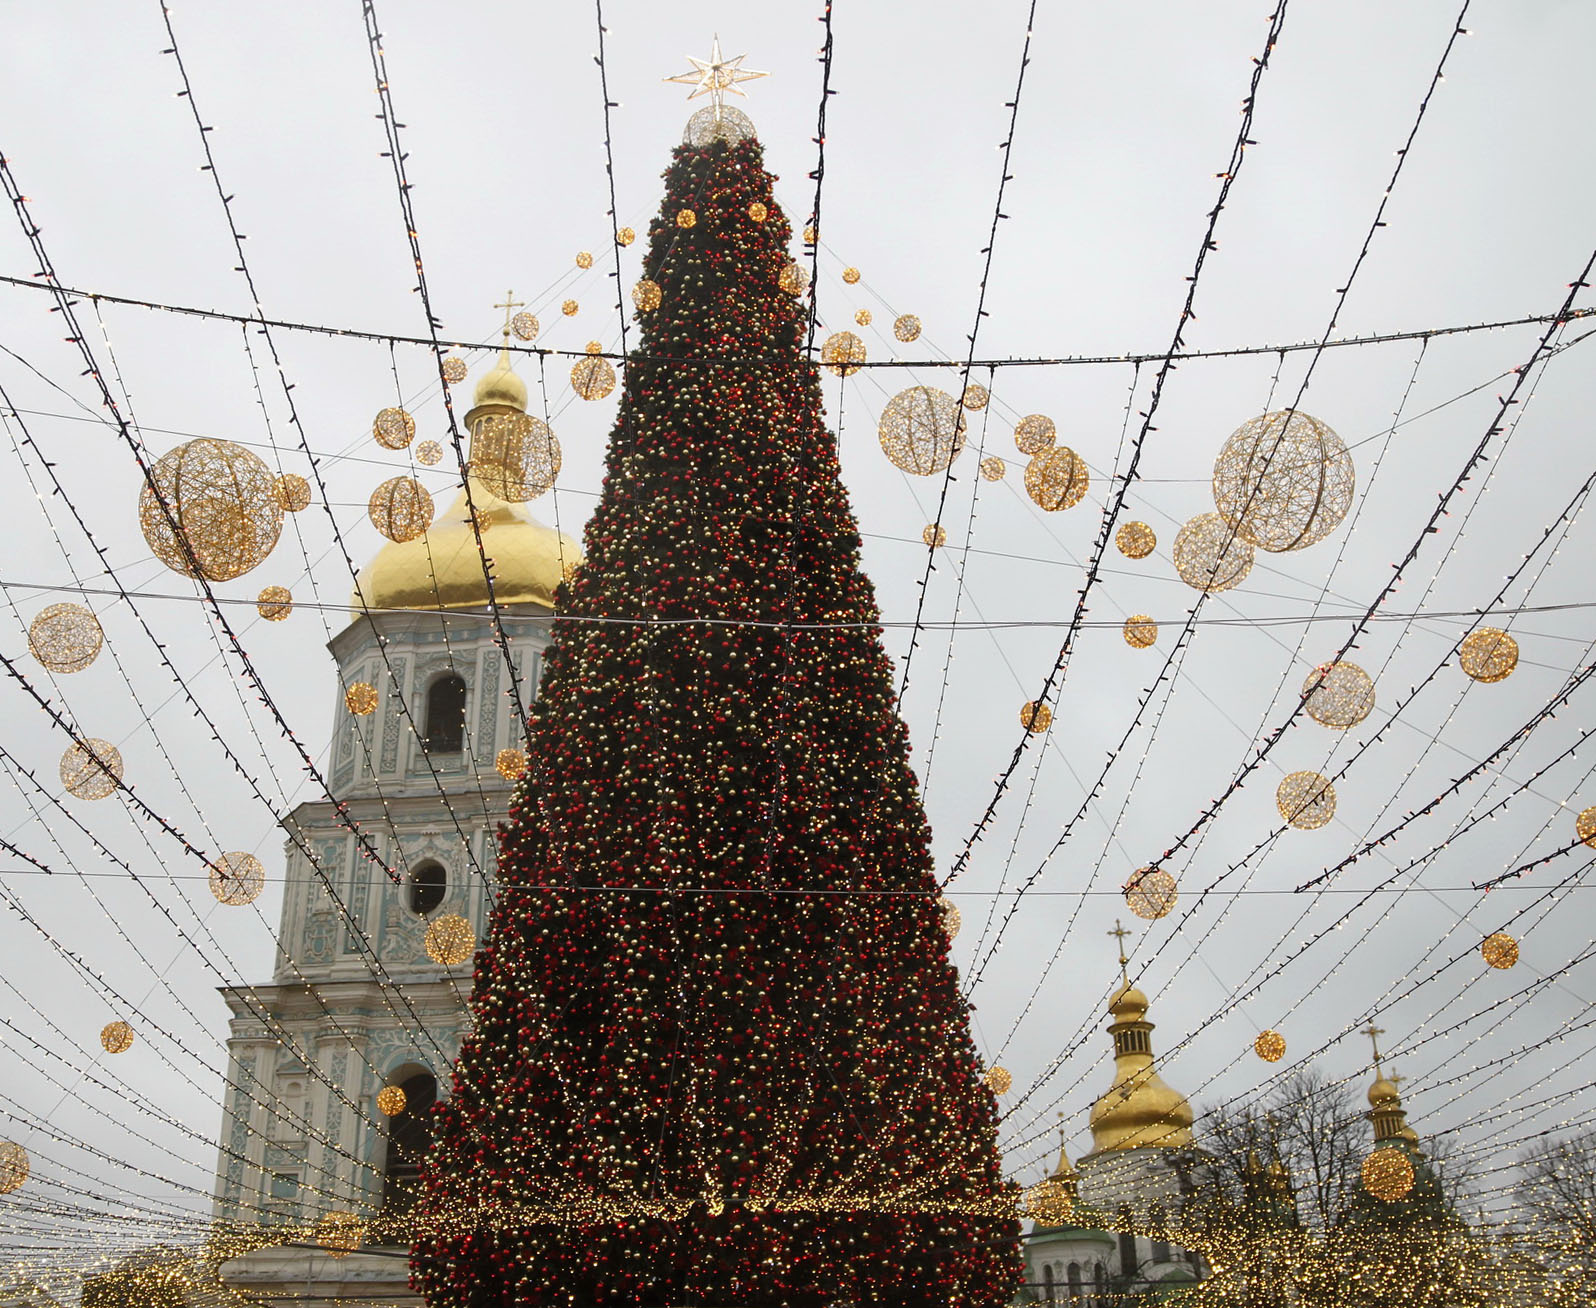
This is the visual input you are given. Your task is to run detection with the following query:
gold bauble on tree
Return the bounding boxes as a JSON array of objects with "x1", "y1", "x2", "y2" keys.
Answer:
[
  {"x1": 1173, "y1": 513, "x2": 1254, "y2": 593},
  {"x1": 1254, "y1": 1029, "x2": 1287, "y2": 1062},
  {"x1": 377, "y1": 1085, "x2": 408, "y2": 1117},
  {"x1": 1123, "y1": 616, "x2": 1157, "y2": 649},
  {"x1": 274, "y1": 473, "x2": 312, "y2": 513},
  {"x1": 138, "y1": 439, "x2": 284, "y2": 582},
  {"x1": 1361, "y1": 1147, "x2": 1415, "y2": 1201},
  {"x1": 1115, "y1": 521, "x2": 1156, "y2": 559},
  {"x1": 821, "y1": 331, "x2": 866, "y2": 377},
  {"x1": 368, "y1": 476, "x2": 434, "y2": 544},
  {"x1": 373, "y1": 407, "x2": 416, "y2": 451},
  {"x1": 960, "y1": 383, "x2": 989, "y2": 412},
  {"x1": 60, "y1": 739, "x2": 122, "y2": 801},
  {"x1": 1024, "y1": 447, "x2": 1089, "y2": 512},
  {"x1": 892, "y1": 314, "x2": 921, "y2": 342},
  {"x1": 1277, "y1": 771, "x2": 1336, "y2": 830},
  {"x1": 676, "y1": 209, "x2": 697, "y2": 229},
  {"x1": 415, "y1": 440, "x2": 444, "y2": 467},
  {"x1": 495, "y1": 748, "x2": 529, "y2": 781},
  {"x1": 1459, "y1": 628, "x2": 1518, "y2": 683},
  {"x1": 1481, "y1": 932, "x2": 1518, "y2": 970},
  {"x1": 257, "y1": 586, "x2": 292, "y2": 621},
  {"x1": 1020, "y1": 701, "x2": 1052, "y2": 734},
  {"x1": 425, "y1": 913, "x2": 475, "y2": 966},
  {"x1": 100, "y1": 1020, "x2": 134, "y2": 1054},
  {"x1": 878, "y1": 387, "x2": 967, "y2": 476},
  {"x1": 747, "y1": 201, "x2": 768, "y2": 222},
  {"x1": 28, "y1": 603, "x2": 103, "y2": 674},
  {"x1": 0, "y1": 1142, "x2": 28, "y2": 1195},
  {"x1": 571, "y1": 349, "x2": 617, "y2": 401},
  {"x1": 472, "y1": 414, "x2": 561, "y2": 502},
  {"x1": 1301, "y1": 661, "x2": 1375, "y2": 730},
  {"x1": 441, "y1": 356, "x2": 468, "y2": 384},
  {"x1": 1124, "y1": 867, "x2": 1178, "y2": 920},
  {"x1": 1013, "y1": 414, "x2": 1056, "y2": 456},
  {"x1": 511, "y1": 312, "x2": 539, "y2": 341},
  {"x1": 316, "y1": 1212, "x2": 364, "y2": 1258},
  {"x1": 922, "y1": 524, "x2": 946, "y2": 548},
  {"x1": 1579, "y1": 806, "x2": 1596, "y2": 849},
  {"x1": 1212, "y1": 410, "x2": 1354, "y2": 552},
  {"x1": 633, "y1": 279, "x2": 663, "y2": 312},
  {"x1": 983, "y1": 1066, "x2": 1013, "y2": 1096},
  {"x1": 345, "y1": 683, "x2": 379, "y2": 716},
  {"x1": 979, "y1": 456, "x2": 1005, "y2": 482},
  {"x1": 209, "y1": 851, "x2": 266, "y2": 906}
]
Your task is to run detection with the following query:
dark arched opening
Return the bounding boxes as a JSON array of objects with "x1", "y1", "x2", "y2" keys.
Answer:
[
  {"x1": 424, "y1": 674, "x2": 467, "y2": 754},
  {"x1": 409, "y1": 860, "x2": 446, "y2": 916},
  {"x1": 378, "y1": 1071, "x2": 439, "y2": 1235}
]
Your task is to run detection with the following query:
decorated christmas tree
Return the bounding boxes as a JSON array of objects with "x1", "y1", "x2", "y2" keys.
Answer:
[{"x1": 410, "y1": 68, "x2": 1021, "y2": 1308}]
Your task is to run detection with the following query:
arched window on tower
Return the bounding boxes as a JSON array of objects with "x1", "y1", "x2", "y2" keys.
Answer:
[
  {"x1": 1042, "y1": 1264, "x2": 1055, "y2": 1304},
  {"x1": 408, "y1": 860, "x2": 446, "y2": 916},
  {"x1": 1067, "y1": 1262, "x2": 1082, "y2": 1300},
  {"x1": 379, "y1": 1070, "x2": 439, "y2": 1236},
  {"x1": 1094, "y1": 1261, "x2": 1108, "y2": 1300},
  {"x1": 424, "y1": 673, "x2": 467, "y2": 754},
  {"x1": 1118, "y1": 1224, "x2": 1138, "y2": 1282}
]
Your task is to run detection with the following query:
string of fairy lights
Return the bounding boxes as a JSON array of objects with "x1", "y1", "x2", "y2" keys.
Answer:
[{"x1": 0, "y1": 1, "x2": 1592, "y2": 1296}]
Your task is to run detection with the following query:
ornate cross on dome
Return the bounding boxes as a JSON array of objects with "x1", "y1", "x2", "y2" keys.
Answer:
[
  {"x1": 1108, "y1": 919, "x2": 1132, "y2": 983},
  {"x1": 494, "y1": 290, "x2": 525, "y2": 346},
  {"x1": 665, "y1": 36, "x2": 767, "y2": 121},
  {"x1": 1362, "y1": 1021, "x2": 1386, "y2": 1074}
]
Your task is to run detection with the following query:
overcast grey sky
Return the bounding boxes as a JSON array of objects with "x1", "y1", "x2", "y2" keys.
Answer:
[{"x1": 1, "y1": 0, "x2": 1593, "y2": 1278}]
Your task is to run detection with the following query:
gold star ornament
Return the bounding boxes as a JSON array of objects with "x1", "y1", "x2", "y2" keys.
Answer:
[{"x1": 665, "y1": 36, "x2": 768, "y2": 119}]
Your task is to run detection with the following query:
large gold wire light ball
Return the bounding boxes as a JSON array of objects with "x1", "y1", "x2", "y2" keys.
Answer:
[
  {"x1": 676, "y1": 209, "x2": 697, "y2": 229},
  {"x1": 60, "y1": 739, "x2": 123, "y2": 801},
  {"x1": 632, "y1": 279, "x2": 663, "y2": 312},
  {"x1": 748, "y1": 201, "x2": 768, "y2": 222},
  {"x1": 257, "y1": 586, "x2": 293, "y2": 621},
  {"x1": 274, "y1": 473, "x2": 312, "y2": 513},
  {"x1": 821, "y1": 331, "x2": 867, "y2": 377},
  {"x1": 922, "y1": 524, "x2": 947, "y2": 548},
  {"x1": 1116, "y1": 521, "x2": 1156, "y2": 560},
  {"x1": 938, "y1": 896, "x2": 961, "y2": 940},
  {"x1": 511, "y1": 311, "x2": 539, "y2": 341},
  {"x1": 984, "y1": 1065, "x2": 1013, "y2": 1096},
  {"x1": 1020, "y1": 701, "x2": 1052, "y2": 734},
  {"x1": 138, "y1": 439, "x2": 285, "y2": 582},
  {"x1": 1254, "y1": 1029, "x2": 1287, "y2": 1063},
  {"x1": 440, "y1": 356, "x2": 468, "y2": 384},
  {"x1": 368, "y1": 476, "x2": 434, "y2": 544},
  {"x1": 1361, "y1": 1147, "x2": 1415, "y2": 1202},
  {"x1": 1173, "y1": 513, "x2": 1254, "y2": 593},
  {"x1": 893, "y1": 314, "x2": 922, "y2": 342},
  {"x1": 415, "y1": 440, "x2": 444, "y2": 467},
  {"x1": 495, "y1": 748, "x2": 529, "y2": 781},
  {"x1": 1014, "y1": 414, "x2": 1056, "y2": 456},
  {"x1": 425, "y1": 913, "x2": 476, "y2": 966},
  {"x1": 854, "y1": 308, "x2": 872, "y2": 327},
  {"x1": 778, "y1": 260, "x2": 810, "y2": 296},
  {"x1": 561, "y1": 299, "x2": 580, "y2": 317},
  {"x1": 685, "y1": 105, "x2": 755, "y2": 147},
  {"x1": 616, "y1": 226, "x2": 635, "y2": 247},
  {"x1": 472, "y1": 414, "x2": 561, "y2": 502},
  {"x1": 575, "y1": 250, "x2": 594, "y2": 270},
  {"x1": 100, "y1": 1020, "x2": 134, "y2": 1054},
  {"x1": 1123, "y1": 616, "x2": 1157, "y2": 649},
  {"x1": 373, "y1": 407, "x2": 416, "y2": 451},
  {"x1": 1301, "y1": 661, "x2": 1376, "y2": 730},
  {"x1": 28, "y1": 603, "x2": 103, "y2": 674},
  {"x1": 316, "y1": 1212, "x2": 364, "y2": 1258},
  {"x1": 345, "y1": 683, "x2": 378, "y2": 716},
  {"x1": 571, "y1": 354, "x2": 617, "y2": 402},
  {"x1": 1579, "y1": 806, "x2": 1596, "y2": 849},
  {"x1": 1124, "y1": 867, "x2": 1178, "y2": 921},
  {"x1": 1024, "y1": 447, "x2": 1089, "y2": 512},
  {"x1": 1212, "y1": 410, "x2": 1355, "y2": 552},
  {"x1": 1024, "y1": 1178, "x2": 1074, "y2": 1226},
  {"x1": 1481, "y1": 932, "x2": 1519, "y2": 970},
  {"x1": 879, "y1": 386, "x2": 967, "y2": 476},
  {"x1": 0, "y1": 1141, "x2": 28, "y2": 1195},
  {"x1": 209, "y1": 851, "x2": 266, "y2": 906},
  {"x1": 1459, "y1": 628, "x2": 1519, "y2": 683},
  {"x1": 841, "y1": 266, "x2": 861, "y2": 285},
  {"x1": 961, "y1": 383, "x2": 990, "y2": 412},
  {"x1": 377, "y1": 1085, "x2": 408, "y2": 1117},
  {"x1": 980, "y1": 456, "x2": 1006, "y2": 482},
  {"x1": 1276, "y1": 770, "x2": 1337, "y2": 830}
]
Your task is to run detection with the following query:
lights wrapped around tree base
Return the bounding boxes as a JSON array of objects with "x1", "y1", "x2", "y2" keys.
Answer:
[
  {"x1": 1124, "y1": 867, "x2": 1178, "y2": 920},
  {"x1": 1277, "y1": 770, "x2": 1336, "y2": 830},
  {"x1": 1459, "y1": 627, "x2": 1519, "y2": 683},
  {"x1": 100, "y1": 1020, "x2": 134, "y2": 1054},
  {"x1": 377, "y1": 1085, "x2": 408, "y2": 1116},
  {"x1": 0, "y1": 1141, "x2": 28, "y2": 1195},
  {"x1": 425, "y1": 913, "x2": 475, "y2": 966},
  {"x1": 1361, "y1": 1146, "x2": 1416, "y2": 1201},
  {"x1": 60, "y1": 739, "x2": 123, "y2": 801},
  {"x1": 1481, "y1": 932, "x2": 1518, "y2": 970},
  {"x1": 209, "y1": 852, "x2": 266, "y2": 906},
  {"x1": 28, "y1": 603, "x2": 103, "y2": 674},
  {"x1": 139, "y1": 438, "x2": 284, "y2": 582},
  {"x1": 1254, "y1": 1029, "x2": 1287, "y2": 1062},
  {"x1": 1302, "y1": 660, "x2": 1375, "y2": 729}
]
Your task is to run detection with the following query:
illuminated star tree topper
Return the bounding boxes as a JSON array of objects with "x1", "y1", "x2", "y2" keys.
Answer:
[{"x1": 664, "y1": 35, "x2": 767, "y2": 121}]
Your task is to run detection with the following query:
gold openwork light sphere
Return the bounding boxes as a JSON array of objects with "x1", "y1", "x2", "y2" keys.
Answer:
[
  {"x1": 1276, "y1": 771, "x2": 1337, "y2": 830},
  {"x1": 1014, "y1": 413, "x2": 1056, "y2": 455},
  {"x1": 802, "y1": 224, "x2": 818, "y2": 245},
  {"x1": 841, "y1": 266, "x2": 861, "y2": 285},
  {"x1": 938, "y1": 896, "x2": 961, "y2": 939},
  {"x1": 879, "y1": 387, "x2": 967, "y2": 476},
  {"x1": 922, "y1": 524, "x2": 946, "y2": 548},
  {"x1": 685, "y1": 104, "x2": 755, "y2": 147},
  {"x1": 979, "y1": 456, "x2": 1005, "y2": 482},
  {"x1": 1301, "y1": 661, "x2": 1376, "y2": 729},
  {"x1": 316, "y1": 1212, "x2": 364, "y2": 1258},
  {"x1": 1255, "y1": 1030, "x2": 1287, "y2": 1063},
  {"x1": 1123, "y1": 616, "x2": 1157, "y2": 649},
  {"x1": 748, "y1": 201, "x2": 768, "y2": 222},
  {"x1": 778, "y1": 260, "x2": 809, "y2": 296},
  {"x1": 1116, "y1": 521, "x2": 1156, "y2": 559},
  {"x1": 1459, "y1": 628, "x2": 1519, "y2": 683},
  {"x1": 273, "y1": 473, "x2": 312, "y2": 513},
  {"x1": 632, "y1": 279, "x2": 663, "y2": 312},
  {"x1": 821, "y1": 331, "x2": 867, "y2": 377},
  {"x1": 0, "y1": 1142, "x2": 27, "y2": 1194},
  {"x1": 426, "y1": 913, "x2": 476, "y2": 966},
  {"x1": 984, "y1": 1066, "x2": 1013, "y2": 1096},
  {"x1": 495, "y1": 748, "x2": 529, "y2": 781},
  {"x1": 345, "y1": 683, "x2": 379, "y2": 716},
  {"x1": 961, "y1": 382, "x2": 989, "y2": 411},
  {"x1": 1124, "y1": 868, "x2": 1178, "y2": 920},
  {"x1": 368, "y1": 477, "x2": 434, "y2": 544},
  {"x1": 854, "y1": 309, "x2": 872, "y2": 326},
  {"x1": 441, "y1": 356, "x2": 468, "y2": 384},
  {"x1": 1579, "y1": 806, "x2": 1596, "y2": 849},
  {"x1": 676, "y1": 208, "x2": 697, "y2": 229},
  {"x1": 257, "y1": 586, "x2": 293, "y2": 621},
  {"x1": 138, "y1": 439, "x2": 284, "y2": 582},
  {"x1": 1020, "y1": 701, "x2": 1052, "y2": 734},
  {"x1": 561, "y1": 299, "x2": 580, "y2": 317},
  {"x1": 373, "y1": 407, "x2": 416, "y2": 450},
  {"x1": 377, "y1": 1085, "x2": 408, "y2": 1117},
  {"x1": 1212, "y1": 410, "x2": 1354, "y2": 552},
  {"x1": 60, "y1": 739, "x2": 122, "y2": 801},
  {"x1": 100, "y1": 1020, "x2": 134, "y2": 1053},
  {"x1": 1024, "y1": 1178, "x2": 1074, "y2": 1226},
  {"x1": 511, "y1": 311, "x2": 539, "y2": 340},
  {"x1": 415, "y1": 440, "x2": 444, "y2": 467},
  {"x1": 572, "y1": 350, "x2": 617, "y2": 402},
  {"x1": 1481, "y1": 932, "x2": 1519, "y2": 970},
  {"x1": 1024, "y1": 447, "x2": 1089, "y2": 512},
  {"x1": 28, "y1": 603, "x2": 103, "y2": 674},
  {"x1": 1361, "y1": 1147, "x2": 1415, "y2": 1201},
  {"x1": 575, "y1": 250, "x2": 593, "y2": 269},
  {"x1": 472, "y1": 414, "x2": 561, "y2": 502},
  {"x1": 209, "y1": 851, "x2": 266, "y2": 906},
  {"x1": 892, "y1": 314, "x2": 921, "y2": 342},
  {"x1": 1173, "y1": 513, "x2": 1254, "y2": 594}
]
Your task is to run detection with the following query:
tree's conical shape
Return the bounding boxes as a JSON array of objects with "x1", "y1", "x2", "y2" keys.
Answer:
[{"x1": 411, "y1": 131, "x2": 1020, "y2": 1308}]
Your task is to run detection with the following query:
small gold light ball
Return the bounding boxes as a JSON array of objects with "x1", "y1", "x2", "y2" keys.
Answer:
[
  {"x1": 922, "y1": 524, "x2": 947, "y2": 548},
  {"x1": 1361, "y1": 1147, "x2": 1415, "y2": 1201},
  {"x1": 778, "y1": 260, "x2": 809, "y2": 296},
  {"x1": 316, "y1": 1211, "x2": 364, "y2": 1258},
  {"x1": 961, "y1": 383, "x2": 989, "y2": 412},
  {"x1": 1116, "y1": 521, "x2": 1156, "y2": 559},
  {"x1": 676, "y1": 209, "x2": 696, "y2": 229},
  {"x1": 1254, "y1": 1029, "x2": 1287, "y2": 1062},
  {"x1": 415, "y1": 440, "x2": 444, "y2": 467},
  {"x1": 1459, "y1": 628, "x2": 1518, "y2": 683},
  {"x1": 1124, "y1": 867, "x2": 1178, "y2": 920},
  {"x1": 1024, "y1": 447, "x2": 1089, "y2": 512},
  {"x1": 821, "y1": 331, "x2": 866, "y2": 377},
  {"x1": 1174, "y1": 513, "x2": 1255, "y2": 593},
  {"x1": 440, "y1": 357, "x2": 467, "y2": 384},
  {"x1": 368, "y1": 476, "x2": 434, "y2": 544},
  {"x1": 1277, "y1": 770, "x2": 1336, "y2": 829},
  {"x1": 979, "y1": 456, "x2": 1005, "y2": 481},
  {"x1": 0, "y1": 1142, "x2": 28, "y2": 1195},
  {"x1": 854, "y1": 308, "x2": 872, "y2": 327},
  {"x1": 373, "y1": 407, "x2": 416, "y2": 450},
  {"x1": 632, "y1": 279, "x2": 662, "y2": 312},
  {"x1": 100, "y1": 1020, "x2": 134, "y2": 1054},
  {"x1": 748, "y1": 201, "x2": 768, "y2": 222},
  {"x1": 1481, "y1": 932, "x2": 1518, "y2": 970},
  {"x1": 893, "y1": 314, "x2": 922, "y2": 342},
  {"x1": 425, "y1": 913, "x2": 475, "y2": 966},
  {"x1": 28, "y1": 603, "x2": 103, "y2": 674},
  {"x1": 575, "y1": 250, "x2": 594, "y2": 269},
  {"x1": 511, "y1": 311, "x2": 539, "y2": 341},
  {"x1": 209, "y1": 851, "x2": 266, "y2": 906},
  {"x1": 562, "y1": 299, "x2": 579, "y2": 317},
  {"x1": 1123, "y1": 615, "x2": 1157, "y2": 649},
  {"x1": 1020, "y1": 701, "x2": 1052, "y2": 734},
  {"x1": 345, "y1": 682, "x2": 378, "y2": 715},
  {"x1": 1014, "y1": 414, "x2": 1056, "y2": 455},
  {"x1": 841, "y1": 266, "x2": 861, "y2": 284},
  {"x1": 571, "y1": 355, "x2": 617, "y2": 402},
  {"x1": 496, "y1": 748, "x2": 529, "y2": 781},
  {"x1": 616, "y1": 227, "x2": 635, "y2": 246},
  {"x1": 60, "y1": 739, "x2": 122, "y2": 801},
  {"x1": 377, "y1": 1085, "x2": 408, "y2": 1116},
  {"x1": 938, "y1": 896, "x2": 961, "y2": 939},
  {"x1": 802, "y1": 224, "x2": 818, "y2": 244},
  {"x1": 257, "y1": 586, "x2": 292, "y2": 621},
  {"x1": 274, "y1": 473, "x2": 312, "y2": 513},
  {"x1": 984, "y1": 1065, "x2": 1013, "y2": 1096},
  {"x1": 1301, "y1": 660, "x2": 1375, "y2": 730},
  {"x1": 1579, "y1": 806, "x2": 1596, "y2": 849}
]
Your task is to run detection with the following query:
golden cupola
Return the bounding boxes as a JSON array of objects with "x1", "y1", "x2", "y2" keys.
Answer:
[
  {"x1": 1363, "y1": 1022, "x2": 1421, "y2": 1150},
  {"x1": 354, "y1": 313, "x2": 581, "y2": 615},
  {"x1": 1086, "y1": 922, "x2": 1195, "y2": 1154}
]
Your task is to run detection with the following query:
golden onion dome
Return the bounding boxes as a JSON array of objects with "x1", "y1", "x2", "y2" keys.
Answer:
[
  {"x1": 1088, "y1": 975, "x2": 1195, "y2": 1154},
  {"x1": 1108, "y1": 981, "x2": 1149, "y2": 1021},
  {"x1": 1368, "y1": 1076, "x2": 1400, "y2": 1107},
  {"x1": 354, "y1": 479, "x2": 580, "y2": 613},
  {"x1": 470, "y1": 346, "x2": 528, "y2": 415}
]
